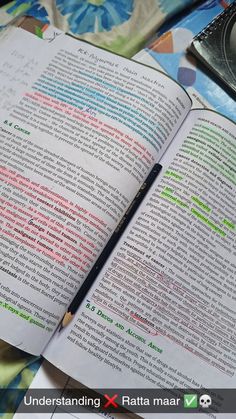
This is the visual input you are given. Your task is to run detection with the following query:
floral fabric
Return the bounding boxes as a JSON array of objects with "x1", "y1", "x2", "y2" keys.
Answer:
[
  {"x1": 0, "y1": 0, "x2": 196, "y2": 56},
  {"x1": 56, "y1": 0, "x2": 134, "y2": 34}
]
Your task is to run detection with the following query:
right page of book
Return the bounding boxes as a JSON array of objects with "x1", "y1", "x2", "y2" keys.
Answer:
[{"x1": 45, "y1": 109, "x2": 236, "y2": 391}]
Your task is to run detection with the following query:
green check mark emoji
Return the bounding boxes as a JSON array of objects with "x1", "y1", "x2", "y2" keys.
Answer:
[{"x1": 184, "y1": 394, "x2": 198, "y2": 408}]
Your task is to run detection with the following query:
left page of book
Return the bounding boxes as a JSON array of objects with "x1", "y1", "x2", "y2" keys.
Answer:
[{"x1": 0, "y1": 27, "x2": 191, "y2": 355}]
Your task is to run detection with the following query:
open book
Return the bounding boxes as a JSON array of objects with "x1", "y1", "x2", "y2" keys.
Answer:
[{"x1": 0, "y1": 18, "x2": 236, "y2": 415}]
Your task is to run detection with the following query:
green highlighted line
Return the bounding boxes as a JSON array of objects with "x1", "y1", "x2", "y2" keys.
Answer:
[
  {"x1": 179, "y1": 154, "x2": 236, "y2": 186},
  {"x1": 164, "y1": 170, "x2": 183, "y2": 181},
  {"x1": 160, "y1": 191, "x2": 189, "y2": 208},
  {"x1": 223, "y1": 219, "x2": 235, "y2": 230},
  {"x1": 164, "y1": 187, "x2": 174, "y2": 193},
  {"x1": 191, "y1": 196, "x2": 211, "y2": 213},
  {"x1": 191, "y1": 208, "x2": 226, "y2": 237},
  {"x1": 0, "y1": 301, "x2": 45, "y2": 329}
]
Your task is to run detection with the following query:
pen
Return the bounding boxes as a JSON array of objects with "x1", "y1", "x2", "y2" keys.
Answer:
[{"x1": 59, "y1": 163, "x2": 162, "y2": 331}]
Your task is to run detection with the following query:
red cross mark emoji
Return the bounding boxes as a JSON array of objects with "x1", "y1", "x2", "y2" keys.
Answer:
[{"x1": 104, "y1": 394, "x2": 118, "y2": 408}]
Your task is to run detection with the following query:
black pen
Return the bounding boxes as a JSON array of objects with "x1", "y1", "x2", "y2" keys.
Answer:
[{"x1": 59, "y1": 163, "x2": 162, "y2": 330}]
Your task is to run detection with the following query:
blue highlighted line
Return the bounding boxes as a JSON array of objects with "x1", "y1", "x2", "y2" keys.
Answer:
[
  {"x1": 34, "y1": 76, "x2": 164, "y2": 146},
  {"x1": 33, "y1": 83, "x2": 161, "y2": 151}
]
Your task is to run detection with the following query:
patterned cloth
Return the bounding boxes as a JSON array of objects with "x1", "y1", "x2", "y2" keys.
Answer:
[
  {"x1": 0, "y1": 0, "x2": 196, "y2": 56},
  {"x1": 0, "y1": 0, "x2": 197, "y2": 417},
  {"x1": 0, "y1": 341, "x2": 41, "y2": 418}
]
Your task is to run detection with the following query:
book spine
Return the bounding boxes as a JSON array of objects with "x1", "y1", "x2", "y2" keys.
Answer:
[{"x1": 193, "y1": 2, "x2": 236, "y2": 42}]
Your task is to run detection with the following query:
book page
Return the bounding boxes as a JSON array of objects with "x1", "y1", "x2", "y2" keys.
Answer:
[
  {"x1": 0, "y1": 27, "x2": 191, "y2": 355},
  {"x1": 133, "y1": 50, "x2": 212, "y2": 110},
  {"x1": 44, "y1": 109, "x2": 236, "y2": 417}
]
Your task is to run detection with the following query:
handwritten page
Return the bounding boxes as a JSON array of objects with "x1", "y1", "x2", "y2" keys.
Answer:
[{"x1": 0, "y1": 24, "x2": 64, "y2": 111}]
